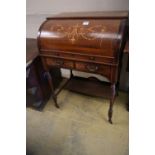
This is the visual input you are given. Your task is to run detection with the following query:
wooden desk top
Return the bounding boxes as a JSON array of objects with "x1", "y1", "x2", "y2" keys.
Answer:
[{"x1": 26, "y1": 38, "x2": 38, "y2": 62}]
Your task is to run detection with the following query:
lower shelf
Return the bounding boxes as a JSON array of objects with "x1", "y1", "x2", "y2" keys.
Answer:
[{"x1": 65, "y1": 76, "x2": 111, "y2": 99}]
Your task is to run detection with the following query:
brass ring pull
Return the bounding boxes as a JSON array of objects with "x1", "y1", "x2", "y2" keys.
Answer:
[
  {"x1": 89, "y1": 56, "x2": 95, "y2": 60},
  {"x1": 86, "y1": 65, "x2": 98, "y2": 72}
]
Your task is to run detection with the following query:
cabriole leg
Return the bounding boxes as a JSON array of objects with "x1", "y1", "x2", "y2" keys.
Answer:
[{"x1": 108, "y1": 83, "x2": 116, "y2": 124}]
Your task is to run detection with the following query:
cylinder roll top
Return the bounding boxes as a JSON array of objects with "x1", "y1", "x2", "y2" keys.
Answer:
[{"x1": 38, "y1": 12, "x2": 128, "y2": 60}]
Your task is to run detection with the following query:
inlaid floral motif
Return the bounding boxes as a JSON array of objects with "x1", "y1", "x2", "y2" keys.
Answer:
[{"x1": 50, "y1": 24, "x2": 106, "y2": 46}]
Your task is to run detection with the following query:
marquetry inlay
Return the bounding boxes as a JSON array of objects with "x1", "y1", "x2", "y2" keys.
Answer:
[{"x1": 50, "y1": 24, "x2": 106, "y2": 46}]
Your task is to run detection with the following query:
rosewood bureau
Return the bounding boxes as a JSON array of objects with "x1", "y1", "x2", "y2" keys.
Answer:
[{"x1": 37, "y1": 11, "x2": 128, "y2": 123}]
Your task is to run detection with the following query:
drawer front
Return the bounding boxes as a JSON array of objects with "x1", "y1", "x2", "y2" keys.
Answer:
[
  {"x1": 40, "y1": 50, "x2": 114, "y2": 64},
  {"x1": 45, "y1": 57, "x2": 74, "y2": 69},
  {"x1": 74, "y1": 54, "x2": 114, "y2": 64},
  {"x1": 43, "y1": 57, "x2": 112, "y2": 81},
  {"x1": 75, "y1": 62, "x2": 111, "y2": 78}
]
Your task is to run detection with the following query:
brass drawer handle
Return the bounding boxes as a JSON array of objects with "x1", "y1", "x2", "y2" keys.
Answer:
[
  {"x1": 86, "y1": 64, "x2": 98, "y2": 72},
  {"x1": 89, "y1": 56, "x2": 95, "y2": 60},
  {"x1": 55, "y1": 60, "x2": 64, "y2": 66}
]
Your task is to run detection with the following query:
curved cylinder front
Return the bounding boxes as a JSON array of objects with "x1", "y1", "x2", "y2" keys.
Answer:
[{"x1": 38, "y1": 19, "x2": 122, "y2": 57}]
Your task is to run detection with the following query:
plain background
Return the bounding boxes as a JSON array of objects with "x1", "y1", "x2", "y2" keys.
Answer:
[
  {"x1": 26, "y1": 0, "x2": 129, "y2": 37},
  {"x1": 1, "y1": 0, "x2": 155, "y2": 155},
  {"x1": 27, "y1": 0, "x2": 129, "y2": 14}
]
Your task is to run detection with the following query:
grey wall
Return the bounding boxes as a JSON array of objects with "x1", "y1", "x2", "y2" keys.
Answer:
[
  {"x1": 27, "y1": 0, "x2": 128, "y2": 81},
  {"x1": 26, "y1": 0, "x2": 128, "y2": 37},
  {"x1": 27, "y1": 0, "x2": 128, "y2": 15}
]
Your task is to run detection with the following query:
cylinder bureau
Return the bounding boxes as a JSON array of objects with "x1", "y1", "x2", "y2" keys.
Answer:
[{"x1": 37, "y1": 11, "x2": 128, "y2": 123}]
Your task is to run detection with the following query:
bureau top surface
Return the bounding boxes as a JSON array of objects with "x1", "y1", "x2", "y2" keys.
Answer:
[{"x1": 47, "y1": 11, "x2": 128, "y2": 19}]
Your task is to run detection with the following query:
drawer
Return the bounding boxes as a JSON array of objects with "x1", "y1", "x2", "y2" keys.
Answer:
[
  {"x1": 45, "y1": 57, "x2": 74, "y2": 69},
  {"x1": 41, "y1": 50, "x2": 114, "y2": 64},
  {"x1": 46, "y1": 51, "x2": 74, "y2": 58},
  {"x1": 75, "y1": 62, "x2": 111, "y2": 77},
  {"x1": 74, "y1": 54, "x2": 113, "y2": 64}
]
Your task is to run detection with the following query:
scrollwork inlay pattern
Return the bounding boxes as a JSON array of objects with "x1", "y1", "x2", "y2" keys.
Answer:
[{"x1": 50, "y1": 24, "x2": 106, "y2": 46}]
